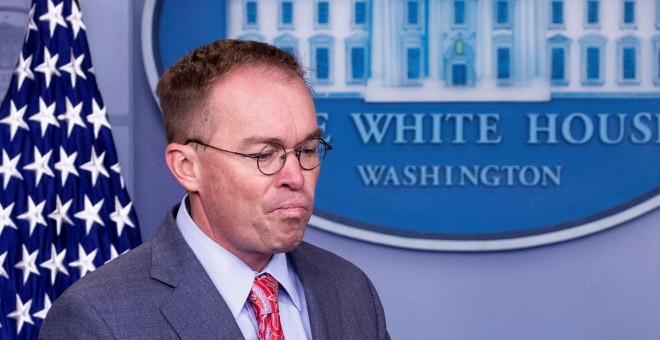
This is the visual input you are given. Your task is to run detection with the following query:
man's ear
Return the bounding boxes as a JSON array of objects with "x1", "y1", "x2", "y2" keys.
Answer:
[{"x1": 165, "y1": 143, "x2": 200, "y2": 193}]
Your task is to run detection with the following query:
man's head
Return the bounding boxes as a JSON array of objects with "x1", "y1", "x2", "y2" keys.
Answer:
[
  {"x1": 156, "y1": 39, "x2": 309, "y2": 144},
  {"x1": 159, "y1": 40, "x2": 324, "y2": 271}
]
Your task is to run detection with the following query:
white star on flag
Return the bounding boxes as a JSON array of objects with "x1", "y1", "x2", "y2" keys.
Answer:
[
  {"x1": 33, "y1": 294, "x2": 53, "y2": 321},
  {"x1": 74, "y1": 195, "x2": 104, "y2": 235},
  {"x1": 26, "y1": 5, "x2": 38, "y2": 38},
  {"x1": 87, "y1": 99, "x2": 111, "y2": 138},
  {"x1": 34, "y1": 47, "x2": 60, "y2": 88},
  {"x1": 7, "y1": 295, "x2": 34, "y2": 335},
  {"x1": 0, "y1": 202, "x2": 18, "y2": 237},
  {"x1": 29, "y1": 97, "x2": 59, "y2": 137},
  {"x1": 66, "y1": 2, "x2": 86, "y2": 39},
  {"x1": 22, "y1": 147, "x2": 55, "y2": 186},
  {"x1": 59, "y1": 49, "x2": 86, "y2": 88},
  {"x1": 0, "y1": 150, "x2": 24, "y2": 189},
  {"x1": 38, "y1": 0, "x2": 67, "y2": 38},
  {"x1": 54, "y1": 146, "x2": 79, "y2": 185},
  {"x1": 111, "y1": 163, "x2": 125, "y2": 189},
  {"x1": 14, "y1": 245, "x2": 40, "y2": 284},
  {"x1": 80, "y1": 148, "x2": 109, "y2": 186},
  {"x1": 69, "y1": 244, "x2": 98, "y2": 277},
  {"x1": 14, "y1": 53, "x2": 34, "y2": 89},
  {"x1": 0, "y1": 251, "x2": 9, "y2": 279},
  {"x1": 110, "y1": 197, "x2": 135, "y2": 236},
  {"x1": 17, "y1": 197, "x2": 47, "y2": 236},
  {"x1": 40, "y1": 244, "x2": 69, "y2": 284},
  {"x1": 48, "y1": 196, "x2": 74, "y2": 235},
  {"x1": 0, "y1": 101, "x2": 29, "y2": 141},
  {"x1": 58, "y1": 97, "x2": 85, "y2": 137}
]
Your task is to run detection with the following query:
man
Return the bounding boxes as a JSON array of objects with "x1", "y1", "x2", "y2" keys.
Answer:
[{"x1": 40, "y1": 40, "x2": 390, "y2": 339}]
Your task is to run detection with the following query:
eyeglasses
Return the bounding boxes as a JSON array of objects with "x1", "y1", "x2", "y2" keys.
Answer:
[{"x1": 184, "y1": 137, "x2": 332, "y2": 176}]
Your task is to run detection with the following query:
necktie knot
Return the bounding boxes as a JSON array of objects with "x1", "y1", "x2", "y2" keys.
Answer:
[{"x1": 249, "y1": 273, "x2": 285, "y2": 340}]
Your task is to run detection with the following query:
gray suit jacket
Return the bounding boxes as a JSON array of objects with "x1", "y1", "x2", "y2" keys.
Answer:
[{"x1": 39, "y1": 205, "x2": 390, "y2": 339}]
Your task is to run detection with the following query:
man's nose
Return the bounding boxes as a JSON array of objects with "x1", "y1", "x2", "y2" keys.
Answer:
[{"x1": 275, "y1": 151, "x2": 305, "y2": 189}]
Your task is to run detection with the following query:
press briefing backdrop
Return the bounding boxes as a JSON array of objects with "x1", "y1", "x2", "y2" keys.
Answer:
[
  {"x1": 141, "y1": 1, "x2": 659, "y2": 337},
  {"x1": 142, "y1": 0, "x2": 660, "y2": 252},
  {"x1": 2, "y1": 0, "x2": 658, "y2": 338}
]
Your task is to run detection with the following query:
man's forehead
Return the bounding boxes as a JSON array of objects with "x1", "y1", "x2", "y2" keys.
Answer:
[{"x1": 207, "y1": 67, "x2": 309, "y2": 105}]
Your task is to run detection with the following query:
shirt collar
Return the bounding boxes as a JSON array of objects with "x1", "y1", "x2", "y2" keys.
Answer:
[
  {"x1": 175, "y1": 196, "x2": 302, "y2": 318},
  {"x1": 260, "y1": 253, "x2": 303, "y2": 312}
]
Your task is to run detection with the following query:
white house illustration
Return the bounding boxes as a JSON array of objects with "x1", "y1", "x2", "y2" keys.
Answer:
[{"x1": 229, "y1": 0, "x2": 660, "y2": 102}]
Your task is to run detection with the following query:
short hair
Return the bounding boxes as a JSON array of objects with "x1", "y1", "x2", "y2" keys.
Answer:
[{"x1": 155, "y1": 39, "x2": 309, "y2": 143}]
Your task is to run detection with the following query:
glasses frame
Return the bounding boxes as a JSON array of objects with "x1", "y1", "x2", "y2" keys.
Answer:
[{"x1": 184, "y1": 137, "x2": 332, "y2": 176}]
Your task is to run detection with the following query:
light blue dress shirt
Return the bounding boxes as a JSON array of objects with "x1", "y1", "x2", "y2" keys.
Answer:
[{"x1": 176, "y1": 197, "x2": 312, "y2": 339}]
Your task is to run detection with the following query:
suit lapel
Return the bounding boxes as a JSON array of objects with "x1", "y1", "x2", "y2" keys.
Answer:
[
  {"x1": 150, "y1": 207, "x2": 244, "y2": 339},
  {"x1": 289, "y1": 242, "x2": 342, "y2": 339},
  {"x1": 159, "y1": 260, "x2": 243, "y2": 339}
]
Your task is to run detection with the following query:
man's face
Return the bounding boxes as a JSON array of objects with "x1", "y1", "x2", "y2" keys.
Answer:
[{"x1": 191, "y1": 66, "x2": 319, "y2": 269}]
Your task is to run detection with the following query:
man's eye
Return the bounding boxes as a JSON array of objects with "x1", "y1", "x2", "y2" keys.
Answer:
[
  {"x1": 257, "y1": 151, "x2": 275, "y2": 160},
  {"x1": 301, "y1": 147, "x2": 317, "y2": 156}
]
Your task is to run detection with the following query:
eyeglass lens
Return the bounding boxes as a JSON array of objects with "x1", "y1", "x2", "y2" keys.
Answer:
[{"x1": 257, "y1": 138, "x2": 327, "y2": 175}]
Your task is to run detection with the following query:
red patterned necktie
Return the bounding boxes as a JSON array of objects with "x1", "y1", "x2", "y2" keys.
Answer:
[{"x1": 249, "y1": 273, "x2": 285, "y2": 340}]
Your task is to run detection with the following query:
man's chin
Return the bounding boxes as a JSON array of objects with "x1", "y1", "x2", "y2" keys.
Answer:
[
  {"x1": 271, "y1": 231, "x2": 305, "y2": 253},
  {"x1": 274, "y1": 243, "x2": 300, "y2": 254},
  {"x1": 263, "y1": 218, "x2": 308, "y2": 252}
]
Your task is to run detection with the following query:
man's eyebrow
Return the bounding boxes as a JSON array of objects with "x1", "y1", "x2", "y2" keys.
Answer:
[
  {"x1": 242, "y1": 128, "x2": 323, "y2": 146},
  {"x1": 306, "y1": 128, "x2": 323, "y2": 140}
]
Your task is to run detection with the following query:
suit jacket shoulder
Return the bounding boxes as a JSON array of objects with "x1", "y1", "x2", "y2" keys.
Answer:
[{"x1": 39, "y1": 205, "x2": 243, "y2": 339}]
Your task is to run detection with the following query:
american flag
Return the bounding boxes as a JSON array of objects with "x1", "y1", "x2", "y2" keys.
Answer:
[{"x1": 0, "y1": 0, "x2": 142, "y2": 338}]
